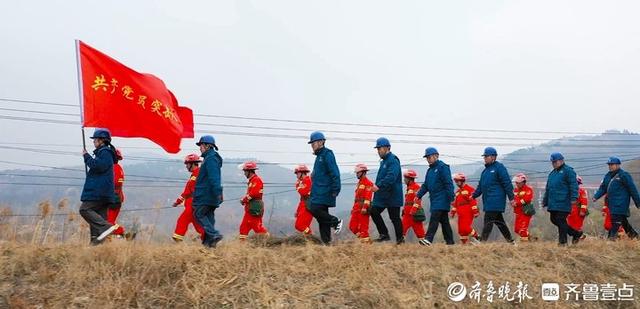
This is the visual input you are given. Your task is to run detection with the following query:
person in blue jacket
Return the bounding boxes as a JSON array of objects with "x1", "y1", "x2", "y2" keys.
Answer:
[
  {"x1": 307, "y1": 131, "x2": 343, "y2": 244},
  {"x1": 79, "y1": 128, "x2": 120, "y2": 245},
  {"x1": 193, "y1": 135, "x2": 224, "y2": 248},
  {"x1": 472, "y1": 147, "x2": 515, "y2": 243},
  {"x1": 593, "y1": 156, "x2": 640, "y2": 240},
  {"x1": 415, "y1": 147, "x2": 455, "y2": 246},
  {"x1": 543, "y1": 152, "x2": 583, "y2": 245},
  {"x1": 371, "y1": 137, "x2": 404, "y2": 244}
]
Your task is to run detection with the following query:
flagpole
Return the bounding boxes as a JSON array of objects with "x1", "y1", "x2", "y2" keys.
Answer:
[{"x1": 75, "y1": 39, "x2": 88, "y2": 174}]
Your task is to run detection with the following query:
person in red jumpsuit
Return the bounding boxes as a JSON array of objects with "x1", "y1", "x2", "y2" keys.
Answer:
[
  {"x1": 294, "y1": 164, "x2": 314, "y2": 235},
  {"x1": 512, "y1": 173, "x2": 534, "y2": 242},
  {"x1": 602, "y1": 195, "x2": 625, "y2": 238},
  {"x1": 172, "y1": 154, "x2": 205, "y2": 242},
  {"x1": 106, "y1": 149, "x2": 126, "y2": 238},
  {"x1": 401, "y1": 169, "x2": 427, "y2": 244},
  {"x1": 450, "y1": 172, "x2": 480, "y2": 244},
  {"x1": 349, "y1": 164, "x2": 374, "y2": 243},
  {"x1": 567, "y1": 175, "x2": 589, "y2": 236},
  {"x1": 239, "y1": 161, "x2": 268, "y2": 240}
]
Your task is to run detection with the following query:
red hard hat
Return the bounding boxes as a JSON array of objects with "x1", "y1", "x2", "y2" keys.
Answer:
[
  {"x1": 452, "y1": 172, "x2": 466, "y2": 181},
  {"x1": 294, "y1": 164, "x2": 310, "y2": 173},
  {"x1": 354, "y1": 163, "x2": 369, "y2": 173},
  {"x1": 242, "y1": 161, "x2": 258, "y2": 171},
  {"x1": 513, "y1": 173, "x2": 527, "y2": 183},
  {"x1": 403, "y1": 169, "x2": 418, "y2": 179},
  {"x1": 184, "y1": 153, "x2": 202, "y2": 164},
  {"x1": 115, "y1": 149, "x2": 123, "y2": 161},
  {"x1": 576, "y1": 175, "x2": 583, "y2": 185}
]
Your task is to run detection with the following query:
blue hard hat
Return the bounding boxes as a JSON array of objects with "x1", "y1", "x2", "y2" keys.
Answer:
[
  {"x1": 482, "y1": 147, "x2": 498, "y2": 157},
  {"x1": 90, "y1": 128, "x2": 111, "y2": 141},
  {"x1": 374, "y1": 137, "x2": 391, "y2": 148},
  {"x1": 308, "y1": 131, "x2": 326, "y2": 144},
  {"x1": 423, "y1": 147, "x2": 439, "y2": 157},
  {"x1": 607, "y1": 157, "x2": 622, "y2": 165},
  {"x1": 196, "y1": 135, "x2": 216, "y2": 146},
  {"x1": 550, "y1": 152, "x2": 565, "y2": 162}
]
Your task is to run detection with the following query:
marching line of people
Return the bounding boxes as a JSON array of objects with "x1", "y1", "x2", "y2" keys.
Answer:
[{"x1": 80, "y1": 129, "x2": 640, "y2": 247}]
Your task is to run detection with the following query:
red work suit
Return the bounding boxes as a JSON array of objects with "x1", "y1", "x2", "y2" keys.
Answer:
[
  {"x1": 349, "y1": 176, "x2": 373, "y2": 241},
  {"x1": 567, "y1": 187, "x2": 589, "y2": 232},
  {"x1": 451, "y1": 184, "x2": 479, "y2": 243},
  {"x1": 239, "y1": 174, "x2": 268, "y2": 239},
  {"x1": 173, "y1": 167, "x2": 205, "y2": 241},
  {"x1": 294, "y1": 175, "x2": 314, "y2": 234},
  {"x1": 513, "y1": 184, "x2": 534, "y2": 240},
  {"x1": 602, "y1": 197, "x2": 625, "y2": 236},
  {"x1": 106, "y1": 162, "x2": 125, "y2": 235},
  {"x1": 402, "y1": 181, "x2": 426, "y2": 239}
]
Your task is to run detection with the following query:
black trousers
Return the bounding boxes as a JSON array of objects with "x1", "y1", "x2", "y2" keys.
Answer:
[
  {"x1": 370, "y1": 206, "x2": 403, "y2": 241},
  {"x1": 426, "y1": 210, "x2": 455, "y2": 244},
  {"x1": 481, "y1": 211, "x2": 513, "y2": 242},
  {"x1": 549, "y1": 211, "x2": 581, "y2": 244},
  {"x1": 609, "y1": 214, "x2": 639, "y2": 240},
  {"x1": 79, "y1": 201, "x2": 112, "y2": 240},
  {"x1": 308, "y1": 204, "x2": 340, "y2": 244}
]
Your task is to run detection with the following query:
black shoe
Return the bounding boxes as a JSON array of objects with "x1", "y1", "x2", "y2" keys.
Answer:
[
  {"x1": 396, "y1": 237, "x2": 405, "y2": 245},
  {"x1": 374, "y1": 235, "x2": 391, "y2": 242},
  {"x1": 208, "y1": 235, "x2": 223, "y2": 248},
  {"x1": 334, "y1": 219, "x2": 344, "y2": 235},
  {"x1": 572, "y1": 232, "x2": 583, "y2": 244},
  {"x1": 90, "y1": 237, "x2": 102, "y2": 246}
]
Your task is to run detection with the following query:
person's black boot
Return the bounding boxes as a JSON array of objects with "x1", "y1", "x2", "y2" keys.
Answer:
[
  {"x1": 374, "y1": 235, "x2": 391, "y2": 242},
  {"x1": 396, "y1": 237, "x2": 405, "y2": 245},
  {"x1": 572, "y1": 232, "x2": 583, "y2": 245}
]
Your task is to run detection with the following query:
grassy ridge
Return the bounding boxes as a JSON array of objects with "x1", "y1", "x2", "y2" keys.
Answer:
[{"x1": 1, "y1": 239, "x2": 639, "y2": 308}]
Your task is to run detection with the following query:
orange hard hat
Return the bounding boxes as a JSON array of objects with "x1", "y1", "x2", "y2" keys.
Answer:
[
  {"x1": 242, "y1": 161, "x2": 258, "y2": 171},
  {"x1": 294, "y1": 164, "x2": 310, "y2": 173}
]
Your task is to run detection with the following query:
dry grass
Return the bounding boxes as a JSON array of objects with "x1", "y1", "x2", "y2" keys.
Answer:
[{"x1": 0, "y1": 238, "x2": 639, "y2": 308}]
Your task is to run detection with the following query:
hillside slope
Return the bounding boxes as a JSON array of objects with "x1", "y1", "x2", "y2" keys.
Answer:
[{"x1": 1, "y1": 240, "x2": 639, "y2": 308}]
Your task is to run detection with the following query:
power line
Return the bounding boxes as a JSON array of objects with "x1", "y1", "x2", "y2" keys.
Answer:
[{"x1": 2, "y1": 97, "x2": 638, "y2": 136}]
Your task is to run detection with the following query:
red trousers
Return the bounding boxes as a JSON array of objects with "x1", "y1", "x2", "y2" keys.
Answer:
[
  {"x1": 567, "y1": 205, "x2": 585, "y2": 232},
  {"x1": 173, "y1": 203, "x2": 204, "y2": 240},
  {"x1": 106, "y1": 205, "x2": 125, "y2": 235},
  {"x1": 349, "y1": 211, "x2": 370, "y2": 239},
  {"x1": 514, "y1": 213, "x2": 532, "y2": 238},
  {"x1": 603, "y1": 209, "x2": 625, "y2": 235},
  {"x1": 294, "y1": 204, "x2": 314, "y2": 234},
  {"x1": 455, "y1": 208, "x2": 478, "y2": 243},
  {"x1": 239, "y1": 211, "x2": 268, "y2": 239},
  {"x1": 402, "y1": 213, "x2": 425, "y2": 239}
]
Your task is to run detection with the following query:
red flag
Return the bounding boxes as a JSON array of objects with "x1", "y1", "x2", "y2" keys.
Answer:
[{"x1": 78, "y1": 40, "x2": 194, "y2": 153}]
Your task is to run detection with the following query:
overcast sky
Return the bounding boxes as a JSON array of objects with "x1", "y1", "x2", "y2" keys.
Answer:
[{"x1": 1, "y1": 1, "x2": 639, "y2": 171}]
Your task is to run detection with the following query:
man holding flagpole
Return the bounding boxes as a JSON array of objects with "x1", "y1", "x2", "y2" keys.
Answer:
[{"x1": 79, "y1": 128, "x2": 120, "y2": 245}]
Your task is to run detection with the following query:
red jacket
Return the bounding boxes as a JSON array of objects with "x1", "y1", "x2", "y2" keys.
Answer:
[
  {"x1": 352, "y1": 176, "x2": 374, "y2": 212},
  {"x1": 242, "y1": 174, "x2": 264, "y2": 205},
  {"x1": 403, "y1": 181, "x2": 422, "y2": 215},
  {"x1": 452, "y1": 184, "x2": 478, "y2": 216},
  {"x1": 577, "y1": 187, "x2": 589, "y2": 209},
  {"x1": 296, "y1": 175, "x2": 312, "y2": 204},
  {"x1": 176, "y1": 167, "x2": 199, "y2": 207},
  {"x1": 113, "y1": 163, "x2": 125, "y2": 203},
  {"x1": 513, "y1": 184, "x2": 534, "y2": 215}
]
